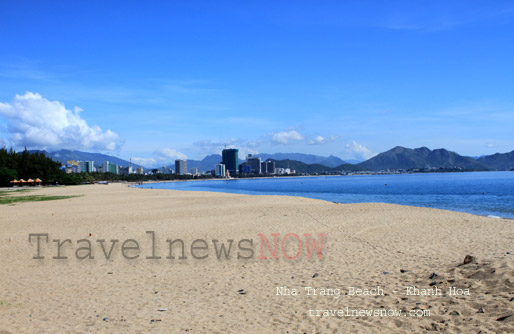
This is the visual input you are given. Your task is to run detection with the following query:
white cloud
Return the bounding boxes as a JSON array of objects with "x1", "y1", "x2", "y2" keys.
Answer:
[
  {"x1": 238, "y1": 147, "x2": 260, "y2": 159},
  {"x1": 191, "y1": 138, "x2": 260, "y2": 159},
  {"x1": 342, "y1": 141, "x2": 375, "y2": 160},
  {"x1": 131, "y1": 157, "x2": 157, "y2": 167},
  {"x1": 0, "y1": 92, "x2": 122, "y2": 151},
  {"x1": 308, "y1": 135, "x2": 326, "y2": 145},
  {"x1": 269, "y1": 130, "x2": 304, "y2": 145},
  {"x1": 155, "y1": 148, "x2": 187, "y2": 161},
  {"x1": 131, "y1": 149, "x2": 186, "y2": 168}
]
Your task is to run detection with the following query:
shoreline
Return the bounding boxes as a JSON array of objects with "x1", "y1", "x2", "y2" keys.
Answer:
[
  {"x1": 132, "y1": 172, "x2": 514, "y2": 220},
  {"x1": 5, "y1": 181, "x2": 514, "y2": 220}
]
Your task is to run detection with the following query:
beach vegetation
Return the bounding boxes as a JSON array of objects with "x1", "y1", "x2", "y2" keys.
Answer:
[
  {"x1": 0, "y1": 147, "x2": 63, "y2": 186},
  {"x1": 0, "y1": 190, "x2": 80, "y2": 205}
]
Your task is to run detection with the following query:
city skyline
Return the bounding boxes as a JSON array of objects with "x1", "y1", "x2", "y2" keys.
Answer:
[{"x1": 1, "y1": 1, "x2": 514, "y2": 166}]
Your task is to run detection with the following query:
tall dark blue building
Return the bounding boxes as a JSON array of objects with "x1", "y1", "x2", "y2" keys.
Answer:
[{"x1": 222, "y1": 148, "x2": 239, "y2": 175}]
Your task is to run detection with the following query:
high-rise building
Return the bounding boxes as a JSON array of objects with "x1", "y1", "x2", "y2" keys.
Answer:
[
  {"x1": 222, "y1": 148, "x2": 239, "y2": 175},
  {"x1": 262, "y1": 159, "x2": 275, "y2": 175},
  {"x1": 79, "y1": 161, "x2": 95, "y2": 173},
  {"x1": 102, "y1": 161, "x2": 119, "y2": 174},
  {"x1": 175, "y1": 159, "x2": 187, "y2": 175},
  {"x1": 246, "y1": 154, "x2": 261, "y2": 174},
  {"x1": 239, "y1": 163, "x2": 251, "y2": 174},
  {"x1": 215, "y1": 164, "x2": 226, "y2": 177}
]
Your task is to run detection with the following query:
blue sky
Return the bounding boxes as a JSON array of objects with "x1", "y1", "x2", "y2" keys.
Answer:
[{"x1": 0, "y1": 1, "x2": 513, "y2": 166}]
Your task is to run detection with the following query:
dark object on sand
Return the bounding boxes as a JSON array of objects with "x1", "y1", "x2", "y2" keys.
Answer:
[
  {"x1": 463, "y1": 255, "x2": 476, "y2": 265},
  {"x1": 496, "y1": 314, "x2": 513, "y2": 322}
]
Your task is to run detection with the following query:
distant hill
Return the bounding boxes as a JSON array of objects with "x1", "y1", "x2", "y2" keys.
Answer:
[
  {"x1": 477, "y1": 150, "x2": 514, "y2": 170},
  {"x1": 344, "y1": 159, "x2": 364, "y2": 164},
  {"x1": 257, "y1": 153, "x2": 346, "y2": 168},
  {"x1": 271, "y1": 159, "x2": 332, "y2": 174},
  {"x1": 24, "y1": 147, "x2": 514, "y2": 173},
  {"x1": 186, "y1": 154, "x2": 222, "y2": 172},
  {"x1": 28, "y1": 149, "x2": 142, "y2": 169},
  {"x1": 269, "y1": 159, "x2": 361, "y2": 174},
  {"x1": 357, "y1": 146, "x2": 489, "y2": 171},
  {"x1": 330, "y1": 163, "x2": 365, "y2": 172}
]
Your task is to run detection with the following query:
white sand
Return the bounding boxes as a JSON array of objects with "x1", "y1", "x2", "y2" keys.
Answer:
[{"x1": 0, "y1": 183, "x2": 512, "y2": 333}]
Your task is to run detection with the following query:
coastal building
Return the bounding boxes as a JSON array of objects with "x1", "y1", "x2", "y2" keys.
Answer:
[
  {"x1": 136, "y1": 166, "x2": 144, "y2": 175},
  {"x1": 79, "y1": 161, "x2": 95, "y2": 173},
  {"x1": 239, "y1": 163, "x2": 251, "y2": 174},
  {"x1": 175, "y1": 159, "x2": 187, "y2": 175},
  {"x1": 276, "y1": 167, "x2": 292, "y2": 175},
  {"x1": 190, "y1": 167, "x2": 199, "y2": 176},
  {"x1": 102, "y1": 161, "x2": 119, "y2": 174},
  {"x1": 261, "y1": 159, "x2": 275, "y2": 175},
  {"x1": 246, "y1": 154, "x2": 262, "y2": 174},
  {"x1": 222, "y1": 148, "x2": 238, "y2": 175},
  {"x1": 119, "y1": 164, "x2": 134, "y2": 176},
  {"x1": 66, "y1": 160, "x2": 80, "y2": 173},
  {"x1": 215, "y1": 164, "x2": 226, "y2": 177},
  {"x1": 64, "y1": 160, "x2": 95, "y2": 173},
  {"x1": 64, "y1": 164, "x2": 78, "y2": 173}
]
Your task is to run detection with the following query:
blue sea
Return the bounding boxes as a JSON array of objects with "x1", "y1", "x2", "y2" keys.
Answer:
[{"x1": 136, "y1": 171, "x2": 514, "y2": 219}]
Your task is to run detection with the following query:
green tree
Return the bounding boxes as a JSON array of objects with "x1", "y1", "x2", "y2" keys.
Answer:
[{"x1": 0, "y1": 167, "x2": 18, "y2": 187}]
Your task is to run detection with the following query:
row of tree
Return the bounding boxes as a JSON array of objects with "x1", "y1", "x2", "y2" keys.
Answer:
[{"x1": 0, "y1": 147, "x2": 64, "y2": 187}]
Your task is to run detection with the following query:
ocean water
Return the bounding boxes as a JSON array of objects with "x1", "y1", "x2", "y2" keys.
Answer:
[{"x1": 136, "y1": 171, "x2": 514, "y2": 219}]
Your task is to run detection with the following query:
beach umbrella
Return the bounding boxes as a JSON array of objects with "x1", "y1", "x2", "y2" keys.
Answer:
[
  {"x1": 19, "y1": 179, "x2": 26, "y2": 184},
  {"x1": 27, "y1": 178, "x2": 34, "y2": 184},
  {"x1": 35, "y1": 178, "x2": 42, "y2": 185},
  {"x1": 10, "y1": 179, "x2": 19, "y2": 184}
]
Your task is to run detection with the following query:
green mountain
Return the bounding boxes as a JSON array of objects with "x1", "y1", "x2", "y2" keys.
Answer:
[
  {"x1": 271, "y1": 159, "x2": 328, "y2": 174},
  {"x1": 270, "y1": 159, "x2": 361, "y2": 174},
  {"x1": 257, "y1": 153, "x2": 347, "y2": 167},
  {"x1": 25, "y1": 147, "x2": 514, "y2": 173},
  {"x1": 186, "y1": 154, "x2": 222, "y2": 172},
  {"x1": 28, "y1": 149, "x2": 142, "y2": 169},
  {"x1": 357, "y1": 146, "x2": 489, "y2": 171},
  {"x1": 477, "y1": 150, "x2": 514, "y2": 170}
]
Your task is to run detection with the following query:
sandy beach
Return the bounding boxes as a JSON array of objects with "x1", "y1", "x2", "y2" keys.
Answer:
[{"x1": 0, "y1": 183, "x2": 512, "y2": 333}]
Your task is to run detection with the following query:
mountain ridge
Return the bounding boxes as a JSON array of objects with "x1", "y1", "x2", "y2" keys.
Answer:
[
  {"x1": 27, "y1": 149, "x2": 142, "y2": 169},
  {"x1": 357, "y1": 146, "x2": 489, "y2": 171},
  {"x1": 23, "y1": 146, "x2": 514, "y2": 172}
]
